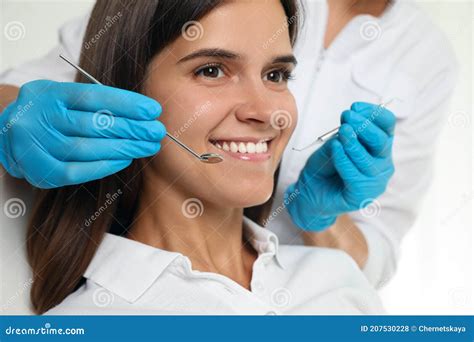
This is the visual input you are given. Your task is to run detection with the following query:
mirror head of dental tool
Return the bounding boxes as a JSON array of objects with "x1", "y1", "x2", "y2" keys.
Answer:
[
  {"x1": 200, "y1": 153, "x2": 224, "y2": 163},
  {"x1": 59, "y1": 54, "x2": 223, "y2": 164}
]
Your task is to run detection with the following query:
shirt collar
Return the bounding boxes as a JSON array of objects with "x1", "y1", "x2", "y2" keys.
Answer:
[
  {"x1": 83, "y1": 233, "x2": 182, "y2": 303},
  {"x1": 84, "y1": 217, "x2": 284, "y2": 303},
  {"x1": 242, "y1": 216, "x2": 285, "y2": 269}
]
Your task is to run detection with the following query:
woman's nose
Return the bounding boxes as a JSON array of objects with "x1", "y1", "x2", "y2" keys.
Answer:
[{"x1": 233, "y1": 85, "x2": 279, "y2": 127}]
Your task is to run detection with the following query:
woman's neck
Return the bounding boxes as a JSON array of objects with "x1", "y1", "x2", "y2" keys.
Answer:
[{"x1": 127, "y1": 172, "x2": 257, "y2": 289}]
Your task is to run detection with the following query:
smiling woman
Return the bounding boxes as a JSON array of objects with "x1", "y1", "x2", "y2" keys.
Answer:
[{"x1": 26, "y1": 0, "x2": 383, "y2": 315}]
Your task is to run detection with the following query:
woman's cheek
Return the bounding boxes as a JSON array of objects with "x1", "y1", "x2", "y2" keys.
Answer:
[
  {"x1": 160, "y1": 92, "x2": 216, "y2": 131},
  {"x1": 277, "y1": 93, "x2": 298, "y2": 143}
]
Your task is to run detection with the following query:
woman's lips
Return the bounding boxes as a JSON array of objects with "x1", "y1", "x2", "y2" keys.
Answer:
[{"x1": 209, "y1": 138, "x2": 273, "y2": 162}]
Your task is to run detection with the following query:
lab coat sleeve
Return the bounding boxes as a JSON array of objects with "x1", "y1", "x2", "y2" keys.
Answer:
[
  {"x1": 351, "y1": 58, "x2": 459, "y2": 288},
  {"x1": 0, "y1": 14, "x2": 88, "y2": 86}
]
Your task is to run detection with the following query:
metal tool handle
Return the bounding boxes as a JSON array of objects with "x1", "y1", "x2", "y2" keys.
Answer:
[
  {"x1": 165, "y1": 132, "x2": 202, "y2": 160},
  {"x1": 59, "y1": 54, "x2": 209, "y2": 162}
]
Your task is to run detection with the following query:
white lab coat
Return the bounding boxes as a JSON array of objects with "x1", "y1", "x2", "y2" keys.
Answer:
[
  {"x1": 0, "y1": 0, "x2": 458, "y2": 288},
  {"x1": 270, "y1": 0, "x2": 458, "y2": 288}
]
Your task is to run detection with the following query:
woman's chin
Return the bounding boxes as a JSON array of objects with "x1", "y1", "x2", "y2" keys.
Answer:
[{"x1": 219, "y1": 185, "x2": 274, "y2": 209}]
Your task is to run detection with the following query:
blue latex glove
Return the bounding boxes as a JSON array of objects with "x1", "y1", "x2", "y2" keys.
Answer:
[
  {"x1": 0, "y1": 80, "x2": 166, "y2": 188},
  {"x1": 285, "y1": 102, "x2": 396, "y2": 231}
]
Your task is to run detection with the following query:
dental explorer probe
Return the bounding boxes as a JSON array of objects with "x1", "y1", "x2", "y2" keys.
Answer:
[
  {"x1": 292, "y1": 98, "x2": 395, "y2": 152},
  {"x1": 59, "y1": 54, "x2": 223, "y2": 164}
]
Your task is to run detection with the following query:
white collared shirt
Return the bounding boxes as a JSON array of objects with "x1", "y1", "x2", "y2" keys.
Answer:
[
  {"x1": 45, "y1": 217, "x2": 383, "y2": 315},
  {"x1": 0, "y1": 0, "x2": 458, "y2": 289}
]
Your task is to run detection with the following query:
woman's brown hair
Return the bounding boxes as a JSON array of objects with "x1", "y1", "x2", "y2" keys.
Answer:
[{"x1": 27, "y1": 0, "x2": 301, "y2": 314}]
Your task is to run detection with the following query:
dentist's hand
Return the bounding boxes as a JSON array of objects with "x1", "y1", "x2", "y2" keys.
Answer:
[
  {"x1": 285, "y1": 102, "x2": 396, "y2": 231},
  {"x1": 0, "y1": 80, "x2": 165, "y2": 188}
]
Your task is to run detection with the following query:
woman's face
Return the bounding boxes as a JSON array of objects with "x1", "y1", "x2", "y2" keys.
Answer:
[{"x1": 143, "y1": 0, "x2": 297, "y2": 208}]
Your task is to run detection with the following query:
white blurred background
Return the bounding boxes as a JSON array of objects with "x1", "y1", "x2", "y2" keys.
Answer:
[{"x1": 0, "y1": 0, "x2": 472, "y2": 314}]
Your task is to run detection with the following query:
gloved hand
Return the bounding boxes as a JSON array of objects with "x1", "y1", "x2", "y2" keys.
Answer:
[
  {"x1": 0, "y1": 80, "x2": 166, "y2": 188},
  {"x1": 285, "y1": 102, "x2": 396, "y2": 231}
]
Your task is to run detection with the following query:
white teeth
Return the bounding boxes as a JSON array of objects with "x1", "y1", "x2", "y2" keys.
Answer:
[
  {"x1": 212, "y1": 140, "x2": 269, "y2": 154},
  {"x1": 230, "y1": 141, "x2": 238, "y2": 153}
]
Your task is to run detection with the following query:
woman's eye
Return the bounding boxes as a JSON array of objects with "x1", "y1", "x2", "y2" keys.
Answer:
[
  {"x1": 264, "y1": 69, "x2": 294, "y2": 83},
  {"x1": 195, "y1": 65, "x2": 224, "y2": 79}
]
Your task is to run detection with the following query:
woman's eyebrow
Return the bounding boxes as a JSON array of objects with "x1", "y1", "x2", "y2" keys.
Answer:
[
  {"x1": 178, "y1": 48, "x2": 240, "y2": 63},
  {"x1": 272, "y1": 54, "x2": 297, "y2": 66},
  {"x1": 178, "y1": 48, "x2": 297, "y2": 66}
]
